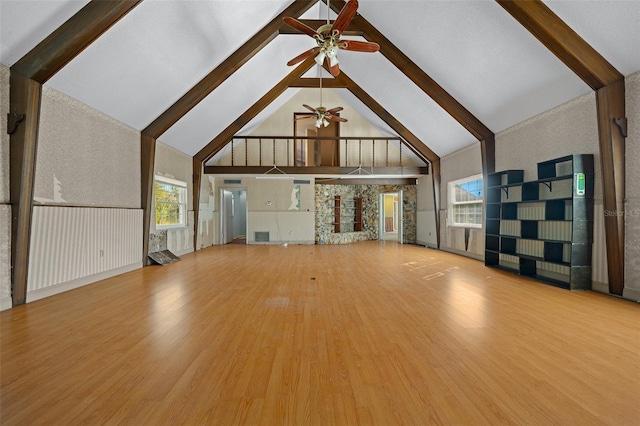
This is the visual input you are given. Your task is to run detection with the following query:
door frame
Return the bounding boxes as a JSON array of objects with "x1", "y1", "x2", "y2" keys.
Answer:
[
  {"x1": 379, "y1": 191, "x2": 403, "y2": 243},
  {"x1": 220, "y1": 188, "x2": 248, "y2": 244}
]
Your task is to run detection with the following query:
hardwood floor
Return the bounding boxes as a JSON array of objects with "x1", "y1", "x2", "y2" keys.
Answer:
[{"x1": 1, "y1": 241, "x2": 638, "y2": 425}]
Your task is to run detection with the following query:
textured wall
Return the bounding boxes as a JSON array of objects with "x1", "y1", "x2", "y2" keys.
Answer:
[
  {"x1": 1, "y1": 64, "x2": 9, "y2": 204},
  {"x1": 624, "y1": 71, "x2": 640, "y2": 301},
  {"x1": 440, "y1": 143, "x2": 484, "y2": 258},
  {"x1": 1, "y1": 65, "x2": 10, "y2": 309},
  {"x1": 494, "y1": 89, "x2": 610, "y2": 290},
  {"x1": 35, "y1": 85, "x2": 140, "y2": 208},
  {"x1": 495, "y1": 91, "x2": 601, "y2": 198}
]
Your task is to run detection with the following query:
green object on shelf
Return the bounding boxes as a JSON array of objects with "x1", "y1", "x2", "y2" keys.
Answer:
[{"x1": 576, "y1": 172, "x2": 585, "y2": 196}]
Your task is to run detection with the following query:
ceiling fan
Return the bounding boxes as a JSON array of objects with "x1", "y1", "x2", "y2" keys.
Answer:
[
  {"x1": 284, "y1": 0, "x2": 380, "y2": 77},
  {"x1": 295, "y1": 67, "x2": 347, "y2": 128}
]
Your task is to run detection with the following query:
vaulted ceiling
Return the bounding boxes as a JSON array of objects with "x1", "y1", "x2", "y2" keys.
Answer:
[{"x1": 2, "y1": 0, "x2": 639, "y2": 162}]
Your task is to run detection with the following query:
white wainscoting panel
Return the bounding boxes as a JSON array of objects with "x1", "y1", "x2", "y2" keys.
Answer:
[
  {"x1": 28, "y1": 206, "x2": 143, "y2": 300},
  {"x1": 592, "y1": 202, "x2": 608, "y2": 289},
  {"x1": 0, "y1": 205, "x2": 11, "y2": 310}
]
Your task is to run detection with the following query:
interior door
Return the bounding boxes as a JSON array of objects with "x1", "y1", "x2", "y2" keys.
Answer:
[
  {"x1": 316, "y1": 120, "x2": 339, "y2": 166},
  {"x1": 221, "y1": 190, "x2": 233, "y2": 244},
  {"x1": 294, "y1": 113, "x2": 339, "y2": 166}
]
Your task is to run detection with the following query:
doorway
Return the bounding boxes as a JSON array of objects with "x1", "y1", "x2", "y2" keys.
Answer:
[
  {"x1": 380, "y1": 192, "x2": 403, "y2": 243},
  {"x1": 294, "y1": 113, "x2": 340, "y2": 166},
  {"x1": 220, "y1": 189, "x2": 247, "y2": 244}
]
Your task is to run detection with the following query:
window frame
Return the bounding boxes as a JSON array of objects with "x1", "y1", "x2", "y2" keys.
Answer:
[
  {"x1": 154, "y1": 175, "x2": 188, "y2": 230},
  {"x1": 448, "y1": 174, "x2": 484, "y2": 229}
]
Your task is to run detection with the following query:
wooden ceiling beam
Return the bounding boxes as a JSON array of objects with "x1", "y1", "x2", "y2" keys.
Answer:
[
  {"x1": 290, "y1": 78, "x2": 347, "y2": 88},
  {"x1": 12, "y1": 0, "x2": 141, "y2": 83},
  {"x1": 317, "y1": 178, "x2": 418, "y2": 186},
  {"x1": 496, "y1": 0, "x2": 622, "y2": 90},
  {"x1": 194, "y1": 57, "x2": 317, "y2": 164},
  {"x1": 145, "y1": 0, "x2": 318, "y2": 259},
  {"x1": 331, "y1": 69, "x2": 439, "y2": 165},
  {"x1": 497, "y1": 0, "x2": 626, "y2": 295},
  {"x1": 326, "y1": 1, "x2": 494, "y2": 143},
  {"x1": 279, "y1": 19, "x2": 362, "y2": 36},
  {"x1": 143, "y1": 0, "x2": 318, "y2": 138},
  {"x1": 9, "y1": 0, "x2": 143, "y2": 307}
]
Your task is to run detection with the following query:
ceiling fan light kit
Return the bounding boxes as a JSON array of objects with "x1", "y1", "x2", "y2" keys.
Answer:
[
  {"x1": 284, "y1": 0, "x2": 379, "y2": 77},
  {"x1": 285, "y1": 0, "x2": 379, "y2": 128}
]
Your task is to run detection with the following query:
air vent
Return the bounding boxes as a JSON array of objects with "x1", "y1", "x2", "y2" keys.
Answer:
[
  {"x1": 254, "y1": 231, "x2": 270, "y2": 243},
  {"x1": 293, "y1": 179, "x2": 311, "y2": 184},
  {"x1": 224, "y1": 179, "x2": 241, "y2": 184}
]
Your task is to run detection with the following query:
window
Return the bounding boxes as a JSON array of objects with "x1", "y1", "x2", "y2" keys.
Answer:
[
  {"x1": 154, "y1": 176, "x2": 187, "y2": 229},
  {"x1": 448, "y1": 174, "x2": 483, "y2": 228}
]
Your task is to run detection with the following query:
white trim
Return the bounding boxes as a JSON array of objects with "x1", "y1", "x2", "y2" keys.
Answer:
[
  {"x1": 155, "y1": 174, "x2": 187, "y2": 187},
  {"x1": 622, "y1": 287, "x2": 640, "y2": 303},
  {"x1": 26, "y1": 262, "x2": 142, "y2": 303},
  {"x1": 591, "y1": 281, "x2": 610, "y2": 295},
  {"x1": 441, "y1": 246, "x2": 484, "y2": 261},
  {"x1": 448, "y1": 174, "x2": 484, "y2": 228}
]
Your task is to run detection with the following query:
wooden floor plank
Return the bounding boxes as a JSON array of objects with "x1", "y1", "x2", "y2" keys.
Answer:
[{"x1": 1, "y1": 241, "x2": 638, "y2": 425}]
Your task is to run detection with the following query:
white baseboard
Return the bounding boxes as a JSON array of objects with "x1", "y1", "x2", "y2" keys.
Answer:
[
  {"x1": 1, "y1": 296, "x2": 12, "y2": 311},
  {"x1": 622, "y1": 286, "x2": 640, "y2": 302},
  {"x1": 591, "y1": 281, "x2": 609, "y2": 294},
  {"x1": 27, "y1": 262, "x2": 142, "y2": 303},
  {"x1": 172, "y1": 247, "x2": 194, "y2": 257},
  {"x1": 440, "y1": 247, "x2": 484, "y2": 262},
  {"x1": 415, "y1": 240, "x2": 438, "y2": 249}
]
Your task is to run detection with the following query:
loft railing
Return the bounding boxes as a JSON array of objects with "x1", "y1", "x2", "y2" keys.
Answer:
[{"x1": 213, "y1": 136, "x2": 425, "y2": 168}]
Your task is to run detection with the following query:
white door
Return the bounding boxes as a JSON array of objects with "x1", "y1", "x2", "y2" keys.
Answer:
[{"x1": 221, "y1": 190, "x2": 233, "y2": 244}]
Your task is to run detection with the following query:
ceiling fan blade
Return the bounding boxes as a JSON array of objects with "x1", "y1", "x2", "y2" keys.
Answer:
[
  {"x1": 329, "y1": 62, "x2": 341, "y2": 77},
  {"x1": 331, "y1": 0, "x2": 359, "y2": 34},
  {"x1": 283, "y1": 17, "x2": 318, "y2": 38},
  {"x1": 327, "y1": 106, "x2": 344, "y2": 113},
  {"x1": 294, "y1": 114, "x2": 316, "y2": 120},
  {"x1": 286, "y1": 48, "x2": 319, "y2": 66},
  {"x1": 340, "y1": 40, "x2": 380, "y2": 53},
  {"x1": 328, "y1": 114, "x2": 348, "y2": 122},
  {"x1": 302, "y1": 104, "x2": 316, "y2": 112}
]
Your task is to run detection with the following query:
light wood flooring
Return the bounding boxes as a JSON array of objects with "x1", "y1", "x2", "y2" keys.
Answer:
[{"x1": 1, "y1": 241, "x2": 639, "y2": 425}]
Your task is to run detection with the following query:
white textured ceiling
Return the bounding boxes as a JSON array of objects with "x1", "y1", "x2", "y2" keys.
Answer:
[{"x1": 2, "y1": 0, "x2": 639, "y2": 159}]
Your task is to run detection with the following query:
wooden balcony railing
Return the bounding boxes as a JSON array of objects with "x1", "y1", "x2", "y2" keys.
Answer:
[{"x1": 213, "y1": 136, "x2": 427, "y2": 168}]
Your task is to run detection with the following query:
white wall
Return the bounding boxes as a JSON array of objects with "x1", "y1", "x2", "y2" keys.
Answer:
[
  {"x1": 439, "y1": 144, "x2": 485, "y2": 259},
  {"x1": 152, "y1": 141, "x2": 194, "y2": 256},
  {"x1": 416, "y1": 174, "x2": 438, "y2": 248},
  {"x1": 214, "y1": 177, "x2": 315, "y2": 245}
]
